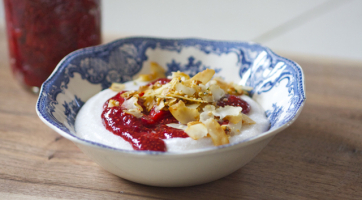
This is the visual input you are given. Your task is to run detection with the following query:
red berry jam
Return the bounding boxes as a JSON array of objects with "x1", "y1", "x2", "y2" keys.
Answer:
[
  {"x1": 217, "y1": 94, "x2": 251, "y2": 114},
  {"x1": 101, "y1": 91, "x2": 188, "y2": 152},
  {"x1": 101, "y1": 80, "x2": 251, "y2": 152},
  {"x1": 4, "y1": 0, "x2": 101, "y2": 88}
]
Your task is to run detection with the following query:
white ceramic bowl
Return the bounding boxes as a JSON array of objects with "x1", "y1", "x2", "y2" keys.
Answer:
[{"x1": 36, "y1": 37, "x2": 306, "y2": 187}]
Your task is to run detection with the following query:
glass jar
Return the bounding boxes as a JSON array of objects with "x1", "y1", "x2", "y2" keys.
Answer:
[{"x1": 3, "y1": 0, "x2": 101, "y2": 92}]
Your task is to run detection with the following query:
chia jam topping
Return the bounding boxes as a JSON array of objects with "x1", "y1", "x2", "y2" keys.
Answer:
[{"x1": 101, "y1": 79, "x2": 251, "y2": 152}]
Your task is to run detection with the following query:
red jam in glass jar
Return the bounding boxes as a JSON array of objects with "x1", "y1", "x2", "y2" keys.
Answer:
[{"x1": 3, "y1": 0, "x2": 101, "y2": 91}]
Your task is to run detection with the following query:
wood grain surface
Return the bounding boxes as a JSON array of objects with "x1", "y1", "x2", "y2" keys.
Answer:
[{"x1": 1, "y1": 28, "x2": 362, "y2": 199}]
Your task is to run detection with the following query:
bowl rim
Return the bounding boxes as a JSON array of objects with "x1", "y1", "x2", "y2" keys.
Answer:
[{"x1": 36, "y1": 36, "x2": 306, "y2": 157}]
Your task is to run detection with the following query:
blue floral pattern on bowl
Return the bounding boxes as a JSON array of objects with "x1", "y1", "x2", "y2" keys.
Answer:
[{"x1": 36, "y1": 37, "x2": 306, "y2": 152}]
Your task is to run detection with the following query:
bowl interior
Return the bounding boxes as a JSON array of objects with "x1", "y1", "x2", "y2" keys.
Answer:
[{"x1": 36, "y1": 37, "x2": 305, "y2": 153}]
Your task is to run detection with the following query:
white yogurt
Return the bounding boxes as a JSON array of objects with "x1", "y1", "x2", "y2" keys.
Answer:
[{"x1": 75, "y1": 81, "x2": 270, "y2": 152}]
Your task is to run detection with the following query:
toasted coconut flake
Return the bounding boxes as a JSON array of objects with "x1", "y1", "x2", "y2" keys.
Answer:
[
  {"x1": 242, "y1": 113, "x2": 256, "y2": 125},
  {"x1": 171, "y1": 71, "x2": 190, "y2": 80},
  {"x1": 206, "y1": 79, "x2": 216, "y2": 86},
  {"x1": 188, "y1": 68, "x2": 215, "y2": 85},
  {"x1": 213, "y1": 77, "x2": 251, "y2": 95},
  {"x1": 109, "y1": 83, "x2": 126, "y2": 92},
  {"x1": 108, "y1": 99, "x2": 120, "y2": 108},
  {"x1": 204, "y1": 80, "x2": 225, "y2": 101},
  {"x1": 200, "y1": 112, "x2": 214, "y2": 123},
  {"x1": 199, "y1": 105, "x2": 215, "y2": 123},
  {"x1": 224, "y1": 113, "x2": 243, "y2": 124},
  {"x1": 209, "y1": 84, "x2": 225, "y2": 101},
  {"x1": 166, "y1": 98, "x2": 178, "y2": 107},
  {"x1": 166, "y1": 123, "x2": 187, "y2": 130},
  {"x1": 201, "y1": 94, "x2": 214, "y2": 102},
  {"x1": 153, "y1": 83, "x2": 171, "y2": 95},
  {"x1": 142, "y1": 96, "x2": 155, "y2": 112},
  {"x1": 231, "y1": 82, "x2": 253, "y2": 94},
  {"x1": 135, "y1": 62, "x2": 166, "y2": 82},
  {"x1": 169, "y1": 101, "x2": 200, "y2": 124},
  {"x1": 191, "y1": 79, "x2": 203, "y2": 86},
  {"x1": 138, "y1": 84, "x2": 150, "y2": 92},
  {"x1": 166, "y1": 94, "x2": 208, "y2": 103},
  {"x1": 155, "y1": 100, "x2": 165, "y2": 111},
  {"x1": 213, "y1": 78, "x2": 229, "y2": 92},
  {"x1": 199, "y1": 84, "x2": 207, "y2": 91},
  {"x1": 136, "y1": 74, "x2": 155, "y2": 82},
  {"x1": 213, "y1": 106, "x2": 242, "y2": 120},
  {"x1": 153, "y1": 95, "x2": 175, "y2": 99},
  {"x1": 150, "y1": 62, "x2": 166, "y2": 74},
  {"x1": 121, "y1": 97, "x2": 143, "y2": 118},
  {"x1": 231, "y1": 83, "x2": 244, "y2": 94},
  {"x1": 203, "y1": 105, "x2": 216, "y2": 112},
  {"x1": 121, "y1": 90, "x2": 138, "y2": 99},
  {"x1": 121, "y1": 97, "x2": 142, "y2": 111},
  {"x1": 124, "y1": 109, "x2": 143, "y2": 118},
  {"x1": 141, "y1": 84, "x2": 171, "y2": 99},
  {"x1": 241, "y1": 85, "x2": 253, "y2": 91},
  {"x1": 204, "y1": 118, "x2": 229, "y2": 146},
  {"x1": 175, "y1": 83, "x2": 196, "y2": 96},
  {"x1": 185, "y1": 122, "x2": 208, "y2": 140}
]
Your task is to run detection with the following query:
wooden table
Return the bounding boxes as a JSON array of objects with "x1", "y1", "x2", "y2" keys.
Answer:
[{"x1": 1, "y1": 29, "x2": 362, "y2": 199}]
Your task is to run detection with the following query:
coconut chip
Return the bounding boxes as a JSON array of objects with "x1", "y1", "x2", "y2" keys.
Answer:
[
  {"x1": 166, "y1": 94, "x2": 208, "y2": 103},
  {"x1": 209, "y1": 84, "x2": 225, "y2": 101},
  {"x1": 204, "y1": 118, "x2": 229, "y2": 146},
  {"x1": 109, "y1": 83, "x2": 126, "y2": 92},
  {"x1": 224, "y1": 113, "x2": 243, "y2": 124},
  {"x1": 121, "y1": 97, "x2": 143, "y2": 118},
  {"x1": 185, "y1": 121, "x2": 208, "y2": 140},
  {"x1": 170, "y1": 71, "x2": 190, "y2": 81},
  {"x1": 108, "y1": 99, "x2": 119, "y2": 108},
  {"x1": 212, "y1": 106, "x2": 242, "y2": 120},
  {"x1": 175, "y1": 83, "x2": 196, "y2": 96},
  {"x1": 154, "y1": 100, "x2": 165, "y2": 112},
  {"x1": 186, "y1": 68, "x2": 215, "y2": 85},
  {"x1": 135, "y1": 62, "x2": 166, "y2": 82},
  {"x1": 199, "y1": 105, "x2": 215, "y2": 123},
  {"x1": 169, "y1": 100, "x2": 200, "y2": 124},
  {"x1": 242, "y1": 113, "x2": 256, "y2": 125}
]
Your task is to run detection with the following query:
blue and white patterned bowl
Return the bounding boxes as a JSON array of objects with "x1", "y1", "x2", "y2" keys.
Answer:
[{"x1": 36, "y1": 37, "x2": 305, "y2": 187}]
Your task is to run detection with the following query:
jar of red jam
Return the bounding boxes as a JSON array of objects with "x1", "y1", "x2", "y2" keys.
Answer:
[{"x1": 3, "y1": 0, "x2": 101, "y2": 93}]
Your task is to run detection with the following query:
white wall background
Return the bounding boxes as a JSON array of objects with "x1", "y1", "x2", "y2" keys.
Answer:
[{"x1": 1, "y1": 0, "x2": 361, "y2": 61}]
